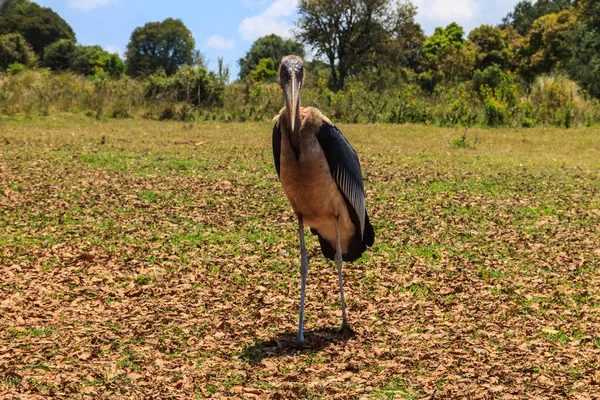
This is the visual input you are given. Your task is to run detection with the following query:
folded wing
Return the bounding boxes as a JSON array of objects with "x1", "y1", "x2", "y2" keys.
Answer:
[{"x1": 316, "y1": 122, "x2": 375, "y2": 259}]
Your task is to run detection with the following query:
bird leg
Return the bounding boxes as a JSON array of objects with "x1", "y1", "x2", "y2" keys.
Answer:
[
  {"x1": 297, "y1": 216, "x2": 309, "y2": 343},
  {"x1": 336, "y1": 218, "x2": 353, "y2": 337}
]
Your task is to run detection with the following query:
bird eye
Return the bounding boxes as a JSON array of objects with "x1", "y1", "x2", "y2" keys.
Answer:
[{"x1": 280, "y1": 67, "x2": 291, "y2": 83}]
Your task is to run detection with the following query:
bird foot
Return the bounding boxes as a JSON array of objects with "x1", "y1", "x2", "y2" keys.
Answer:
[
  {"x1": 339, "y1": 323, "x2": 355, "y2": 339},
  {"x1": 298, "y1": 333, "x2": 306, "y2": 343}
]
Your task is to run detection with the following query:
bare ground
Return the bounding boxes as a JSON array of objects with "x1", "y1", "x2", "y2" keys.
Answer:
[{"x1": 1, "y1": 118, "x2": 600, "y2": 399}]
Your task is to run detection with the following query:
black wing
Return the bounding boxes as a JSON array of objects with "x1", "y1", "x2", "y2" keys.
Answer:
[
  {"x1": 316, "y1": 122, "x2": 375, "y2": 261},
  {"x1": 272, "y1": 120, "x2": 281, "y2": 178}
]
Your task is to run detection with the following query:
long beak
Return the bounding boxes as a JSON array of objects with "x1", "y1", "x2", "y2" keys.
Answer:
[{"x1": 284, "y1": 76, "x2": 300, "y2": 132}]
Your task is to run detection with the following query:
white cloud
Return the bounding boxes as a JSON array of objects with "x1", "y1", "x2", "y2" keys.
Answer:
[
  {"x1": 414, "y1": 0, "x2": 478, "y2": 22},
  {"x1": 102, "y1": 44, "x2": 126, "y2": 59},
  {"x1": 205, "y1": 35, "x2": 236, "y2": 50},
  {"x1": 412, "y1": 0, "x2": 522, "y2": 35},
  {"x1": 242, "y1": 0, "x2": 271, "y2": 7},
  {"x1": 68, "y1": 0, "x2": 114, "y2": 11},
  {"x1": 102, "y1": 45, "x2": 120, "y2": 54},
  {"x1": 238, "y1": 0, "x2": 298, "y2": 42}
]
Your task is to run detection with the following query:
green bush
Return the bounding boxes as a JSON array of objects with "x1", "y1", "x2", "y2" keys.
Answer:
[
  {"x1": 143, "y1": 65, "x2": 226, "y2": 109},
  {"x1": 7, "y1": 62, "x2": 26, "y2": 75},
  {"x1": 521, "y1": 117, "x2": 535, "y2": 128},
  {"x1": 520, "y1": 100, "x2": 536, "y2": 127},
  {"x1": 433, "y1": 84, "x2": 478, "y2": 127},
  {"x1": 385, "y1": 84, "x2": 431, "y2": 124},
  {"x1": 248, "y1": 58, "x2": 277, "y2": 83},
  {"x1": 482, "y1": 85, "x2": 508, "y2": 126},
  {"x1": 223, "y1": 81, "x2": 281, "y2": 122},
  {"x1": 0, "y1": 32, "x2": 36, "y2": 69},
  {"x1": 477, "y1": 70, "x2": 521, "y2": 127},
  {"x1": 472, "y1": 64, "x2": 505, "y2": 91},
  {"x1": 42, "y1": 39, "x2": 75, "y2": 71},
  {"x1": 72, "y1": 45, "x2": 125, "y2": 78}
]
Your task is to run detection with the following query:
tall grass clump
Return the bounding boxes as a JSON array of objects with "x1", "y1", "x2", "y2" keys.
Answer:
[
  {"x1": 0, "y1": 69, "x2": 144, "y2": 117},
  {"x1": 527, "y1": 74, "x2": 593, "y2": 128}
]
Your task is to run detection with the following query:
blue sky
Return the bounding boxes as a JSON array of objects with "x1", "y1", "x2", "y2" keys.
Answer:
[{"x1": 35, "y1": 0, "x2": 521, "y2": 79}]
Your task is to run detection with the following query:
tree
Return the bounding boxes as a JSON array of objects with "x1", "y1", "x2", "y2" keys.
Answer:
[
  {"x1": 297, "y1": 0, "x2": 393, "y2": 91},
  {"x1": 42, "y1": 38, "x2": 76, "y2": 70},
  {"x1": 0, "y1": 0, "x2": 30, "y2": 15},
  {"x1": 72, "y1": 45, "x2": 125, "y2": 78},
  {"x1": 72, "y1": 45, "x2": 104, "y2": 75},
  {"x1": 424, "y1": 22, "x2": 467, "y2": 57},
  {"x1": 518, "y1": 9, "x2": 577, "y2": 81},
  {"x1": 387, "y1": 1, "x2": 426, "y2": 72},
  {"x1": 350, "y1": 2, "x2": 425, "y2": 94},
  {"x1": 0, "y1": 0, "x2": 75, "y2": 56},
  {"x1": 125, "y1": 18, "x2": 195, "y2": 78},
  {"x1": 0, "y1": 31, "x2": 35, "y2": 69},
  {"x1": 501, "y1": 0, "x2": 574, "y2": 36},
  {"x1": 238, "y1": 34, "x2": 305, "y2": 80},
  {"x1": 98, "y1": 52, "x2": 125, "y2": 79},
  {"x1": 249, "y1": 57, "x2": 277, "y2": 83},
  {"x1": 469, "y1": 25, "x2": 517, "y2": 71},
  {"x1": 565, "y1": 0, "x2": 600, "y2": 97},
  {"x1": 578, "y1": 0, "x2": 600, "y2": 30},
  {"x1": 419, "y1": 22, "x2": 475, "y2": 90}
]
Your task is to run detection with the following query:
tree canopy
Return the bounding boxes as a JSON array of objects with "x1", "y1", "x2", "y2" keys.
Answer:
[
  {"x1": 125, "y1": 18, "x2": 195, "y2": 78},
  {"x1": 0, "y1": 0, "x2": 30, "y2": 15},
  {"x1": 297, "y1": 0, "x2": 421, "y2": 91},
  {"x1": 518, "y1": 9, "x2": 577, "y2": 81},
  {"x1": 565, "y1": 0, "x2": 600, "y2": 97},
  {"x1": 418, "y1": 22, "x2": 475, "y2": 90},
  {"x1": 238, "y1": 34, "x2": 305, "y2": 80},
  {"x1": 42, "y1": 38, "x2": 76, "y2": 71},
  {"x1": 0, "y1": 31, "x2": 36, "y2": 69},
  {"x1": 386, "y1": 1, "x2": 426, "y2": 72},
  {"x1": 73, "y1": 45, "x2": 125, "y2": 78},
  {"x1": 248, "y1": 58, "x2": 277, "y2": 83},
  {"x1": 0, "y1": 0, "x2": 75, "y2": 56},
  {"x1": 42, "y1": 40, "x2": 124, "y2": 77},
  {"x1": 501, "y1": 0, "x2": 574, "y2": 35},
  {"x1": 469, "y1": 25, "x2": 517, "y2": 71}
]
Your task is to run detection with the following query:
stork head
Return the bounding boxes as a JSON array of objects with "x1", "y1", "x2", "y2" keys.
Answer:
[{"x1": 279, "y1": 55, "x2": 304, "y2": 132}]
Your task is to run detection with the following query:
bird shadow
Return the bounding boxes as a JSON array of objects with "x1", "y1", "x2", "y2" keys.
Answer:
[{"x1": 243, "y1": 327, "x2": 356, "y2": 362}]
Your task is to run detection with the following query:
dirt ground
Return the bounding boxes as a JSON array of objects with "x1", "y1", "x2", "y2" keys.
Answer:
[{"x1": 1, "y1": 118, "x2": 600, "y2": 398}]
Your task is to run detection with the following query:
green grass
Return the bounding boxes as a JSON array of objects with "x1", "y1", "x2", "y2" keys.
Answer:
[{"x1": 0, "y1": 117, "x2": 599, "y2": 398}]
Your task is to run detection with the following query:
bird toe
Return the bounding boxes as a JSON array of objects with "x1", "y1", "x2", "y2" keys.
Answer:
[{"x1": 339, "y1": 324, "x2": 356, "y2": 339}]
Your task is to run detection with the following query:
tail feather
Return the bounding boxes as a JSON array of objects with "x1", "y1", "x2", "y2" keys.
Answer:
[
  {"x1": 363, "y1": 212, "x2": 375, "y2": 247},
  {"x1": 312, "y1": 213, "x2": 375, "y2": 262}
]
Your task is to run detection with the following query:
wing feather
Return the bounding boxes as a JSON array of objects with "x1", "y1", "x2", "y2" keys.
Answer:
[
  {"x1": 272, "y1": 120, "x2": 282, "y2": 178},
  {"x1": 316, "y1": 123, "x2": 367, "y2": 239}
]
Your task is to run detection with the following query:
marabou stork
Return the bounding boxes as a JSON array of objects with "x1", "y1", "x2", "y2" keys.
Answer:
[{"x1": 272, "y1": 55, "x2": 375, "y2": 342}]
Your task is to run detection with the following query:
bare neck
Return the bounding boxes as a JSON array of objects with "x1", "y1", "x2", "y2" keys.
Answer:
[{"x1": 283, "y1": 108, "x2": 302, "y2": 152}]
